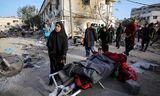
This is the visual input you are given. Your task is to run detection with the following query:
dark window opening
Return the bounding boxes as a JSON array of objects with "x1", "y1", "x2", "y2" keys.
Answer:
[
  {"x1": 82, "y1": 0, "x2": 90, "y2": 5},
  {"x1": 56, "y1": 0, "x2": 59, "y2": 9},
  {"x1": 153, "y1": 16, "x2": 157, "y2": 19},
  {"x1": 105, "y1": 0, "x2": 111, "y2": 4},
  {"x1": 49, "y1": 4, "x2": 52, "y2": 12},
  {"x1": 13, "y1": 20, "x2": 19, "y2": 23}
]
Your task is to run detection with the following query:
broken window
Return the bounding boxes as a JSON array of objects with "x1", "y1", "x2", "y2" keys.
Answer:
[
  {"x1": 153, "y1": 16, "x2": 157, "y2": 19},
  {"x1": 49, "y1": 4, "x2": 52, "y2": 12},
  {"x1": 13, "y1": 20, "x2": 18, "y2": 23},
  {"x1": 105, "y1": 0, "x2": 114, "y2": 4},
  {"x1": 82, "y1": 0, "x2": 90, "y2": 5},
  {"x1": 56, "y1": 0, "x2": 59, "y2": 9}
]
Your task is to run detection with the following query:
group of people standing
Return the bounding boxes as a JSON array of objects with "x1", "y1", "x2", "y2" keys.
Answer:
[
  {"x1": 138, "y1": 22, "x2": 160, "y2": 52},
  {"x1": 83, "y1": 19, "x2": 160, "y2": 56},
  {"x1": 82, "y1": 22, "x2": 118, "y2": 57},
  {"x1": 46, "y1": 20, "x2": 160, "y2": 85}
]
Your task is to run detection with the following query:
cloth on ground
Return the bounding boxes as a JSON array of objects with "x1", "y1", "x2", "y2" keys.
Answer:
[
  {"x1": 63, "y1": 54, "x2": 115, "y2": 83},
  {"x1": 103, "y1": 51, "x2": 137, "y2": 81}
]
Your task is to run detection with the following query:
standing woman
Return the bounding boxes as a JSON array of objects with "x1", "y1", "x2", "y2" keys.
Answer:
[
  {"x1": 98, "y1": 26, "x2": 110, "y2": 52},
  {"x1": 47, "y1": 22, "x2": 68, "y2": 85}
]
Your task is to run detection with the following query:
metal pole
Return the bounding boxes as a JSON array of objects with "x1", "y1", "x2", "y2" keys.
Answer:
[{"x1": 69, "y1": 0, "x2": 73, "y2": 38}]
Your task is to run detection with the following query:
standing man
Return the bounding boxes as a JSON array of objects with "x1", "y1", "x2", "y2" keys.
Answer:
[
  {"x1": 150, "y1": 24, "x2": 160, "y2": 46},
  {"x1": 141, "y1": 23, "x2": 156, "y2": 51},
  {"x1": 124, "y1": 19, "x2": 138, "y2": 56},
  {"x1": 116, "y1": 23, "x2": 123, "y2": 49},
  {"x1": 108, "y1": 25, "x2": 115, "y2": 44},
  {"x1": 83, "y1": 22, "x2": 97, "y2": 57}
]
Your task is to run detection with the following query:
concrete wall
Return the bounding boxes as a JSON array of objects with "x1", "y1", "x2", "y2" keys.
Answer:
[
  {"x1": 0, "y1": 17, "x2": 22, "y2": 26},
  {"x1": 0, "y1": 17, "x2": 23, "y2": 31},
  {"x1": 150, "y1": 11, "x2": 160, "y2": 23},
  {"x1": 131, "y1": 3, "x2": 160, "y2": 23}
]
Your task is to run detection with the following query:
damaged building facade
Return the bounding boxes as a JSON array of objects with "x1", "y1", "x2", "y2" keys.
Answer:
[
  {"x1": 131, "y1": 3, "x2": 160, "y2": 23},
  {"x1": 0, "y1": 16, "x2": 23, "y2": 32},
  {"x1": 39, "y1": 0, "x2": 116, "y2": 36}
]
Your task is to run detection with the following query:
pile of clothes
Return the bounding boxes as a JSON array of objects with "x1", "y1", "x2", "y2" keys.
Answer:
[
  {"x1": 63, "y1": 52, "x2": 137, "y2": 89},
  {"x1": 49, "y1": 52, "x2": 138, "y2": 96}
]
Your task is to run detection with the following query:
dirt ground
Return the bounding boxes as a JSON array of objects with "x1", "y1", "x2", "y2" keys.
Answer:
[{"x1": 0, "y1": 37, "x2": 160, "y2": 96}]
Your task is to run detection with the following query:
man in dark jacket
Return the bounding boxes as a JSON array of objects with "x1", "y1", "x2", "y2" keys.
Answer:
[
  {"x1": 140, "y1": 23, "x2": 156, "y2": 51},
  {"x1": 84, "y1": 22, "x2": 97, "y2": 57},
  {"x1": 98, "y1": 26, "x2": 110, "y2": 52},
  {"x1": 116, "y1": 23, "x2": 123, "y2": 49},
  {"x1": 108, "y1": 25, "x2": 115, "y2": 44},
  {"x1": 150, "y1": 25, "x2": 160, "y2": 46}
]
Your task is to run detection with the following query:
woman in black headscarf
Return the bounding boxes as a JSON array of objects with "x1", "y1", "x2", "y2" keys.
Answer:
[
  {"x1": 98, "y1": 26, "x2": 110, "y2": 52},
  {"x1": 47, "y1": 21, "x2": 68, "y2": 85}
]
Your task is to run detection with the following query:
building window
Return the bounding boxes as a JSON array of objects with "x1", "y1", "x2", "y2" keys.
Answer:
[
  {"x1": 56, "y1": 0, "x2": 59, "y2": 9},
  {"x1": 153, "y1": 16, "x2": 157, "y2": 19},
  {"x1": 49, "y1": 4, "x2": 52, "y2": 12},
  {"x1": 82, "y1": 0, "x2": 90, "y2": 5},
  {"x1": 13, "y1": 20, "x2": 19, "y2": 23},
  {"x1": 147, "y1": 16, "x2": 150, "y2": 20},
  {"x1": 105, "y1": 0, "x2": 112, "y2": 4}
]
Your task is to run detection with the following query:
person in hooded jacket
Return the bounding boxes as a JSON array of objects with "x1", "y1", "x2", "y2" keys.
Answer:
[{"x1": 47, "y1": 21, "x2": 68, "y2": 85}]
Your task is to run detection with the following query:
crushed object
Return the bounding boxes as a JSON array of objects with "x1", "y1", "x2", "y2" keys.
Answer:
[
  {"x1": 0, "y1": 56, "x2": 10, "y2": 71},
  {"x1": 23, "y1": 63, "x2": 34, "y2": 68},
  {"x1": 131, "y1": 60, "x2": 160, "y2": 73},
  {"x1": 124, "y1": 79, "x2": 141, "y2": 95},
  {"x1": 140, "y1": 64, "x2": 160, "y2": 71}
]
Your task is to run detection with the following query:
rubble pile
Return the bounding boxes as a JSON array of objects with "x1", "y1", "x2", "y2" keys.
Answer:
[
  {"x1": 0, "y1": 29, "x2": 43, "y2": 39},
  {"x1": 0, "y1": 54, "x2": 23, "y2": 77},
  {"x1": 21, "y1": 40, "x2": 48, "y2": 69}
]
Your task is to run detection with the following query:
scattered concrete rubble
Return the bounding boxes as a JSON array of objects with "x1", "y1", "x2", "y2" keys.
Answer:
[
  {"x1": 20, "y1": 39, "x2": 47, "y2": 69},
  {"x1": 0, "y1": 54, "x2": 23, "y2": 77},
  {"x1": 0, "y1": 29, "x2": 43, "y2": 39},
  {"x1": 124, "y1": 79, "x2": 141, "y2": 95},
  {"x1": 131, "y1": 60, "x2": 160, "y2": 74}
]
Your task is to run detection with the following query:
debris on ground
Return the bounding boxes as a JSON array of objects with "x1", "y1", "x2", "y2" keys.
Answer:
[
  {"x1": 0, "y1": 54, "x2": 23, "y2": 77},
  {"x1": 131, "y1": 60, "x2": 160, "y2": 73},
  {"x1": 124, "y1": 79, "x2": 141, "y2": 95}
]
